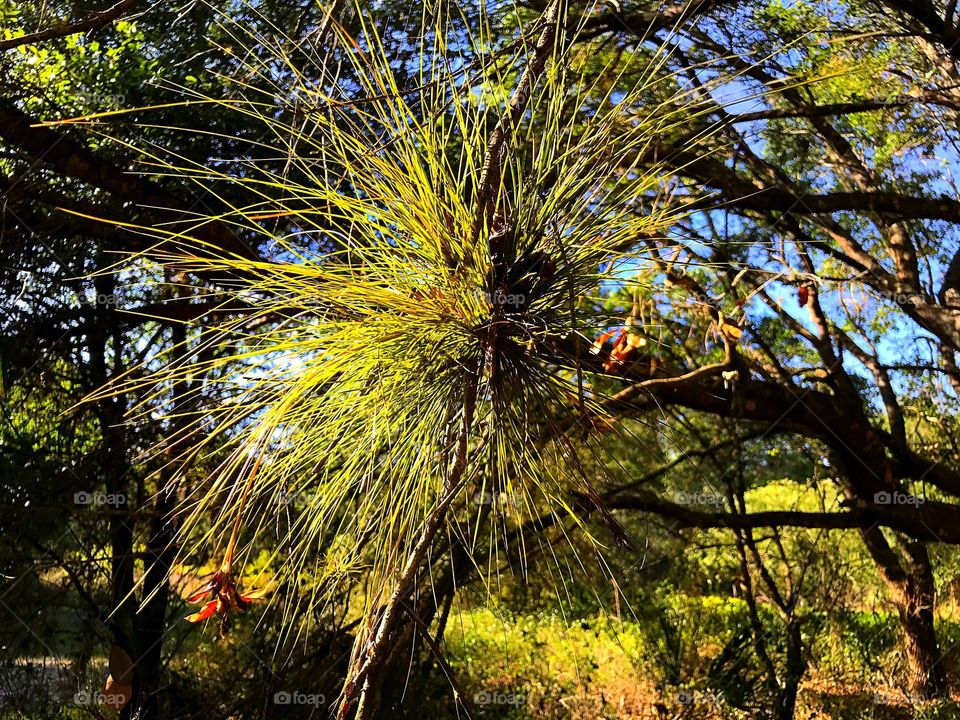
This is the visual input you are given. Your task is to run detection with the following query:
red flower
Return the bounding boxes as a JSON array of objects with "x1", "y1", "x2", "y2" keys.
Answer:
[
  {"x1": 592, "y1": 326, "x2": 646, "y2": 371},
  {"x1": 185, "y1": 560, "x2": 268, "y2": 633}
]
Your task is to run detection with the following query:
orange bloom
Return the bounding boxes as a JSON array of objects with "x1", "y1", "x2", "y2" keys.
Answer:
[
  {"x1": 593, "y1": 326, "x2": 646, "y2": 371},
  {"x1": 185, "y1": 561, "x2": 268, "y2": 633}
]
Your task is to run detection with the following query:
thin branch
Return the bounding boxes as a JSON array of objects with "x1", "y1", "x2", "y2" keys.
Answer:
[
  {"x1": 0, "y1": 0, "x2": 142, "y2": 51},
  {"x1": 471, "y1": 0, "x2": 563, "y2": 243}
]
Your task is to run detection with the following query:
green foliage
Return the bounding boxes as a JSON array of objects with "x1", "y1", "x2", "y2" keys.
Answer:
[{"x1": 74, "y1": 1, "x2": 711, "y2": 642}]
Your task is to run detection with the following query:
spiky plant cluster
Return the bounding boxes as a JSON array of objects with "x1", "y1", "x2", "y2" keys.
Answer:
[{"x1": 76, "y1": 1, "x2": 712, "y2": 645}]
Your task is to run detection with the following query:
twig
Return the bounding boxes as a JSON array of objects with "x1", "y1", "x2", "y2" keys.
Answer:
[
  {"x1": 337, "y1": 369, "x2": 479, "y2": 720},
  {"x1": 470, "y1": 0, "x2": 564, "y2": 244}
]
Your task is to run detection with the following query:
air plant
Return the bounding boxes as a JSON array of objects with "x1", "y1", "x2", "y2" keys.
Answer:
[{"x1": 67, "y1": 0, "x2": 735, "y2": 716}]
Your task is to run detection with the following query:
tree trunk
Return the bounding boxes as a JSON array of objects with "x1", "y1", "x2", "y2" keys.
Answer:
[
  {"x1": 899, "y1": 542, "x2": 947, "y2": 698},
  {"x1": 859, "y1": 528, "x2": 947, "y2": 698},
  {"x1": 89, "y1": 272, "x2": 140, "y2": 719},
  {"x1": 777, "y1": 620, "x2": 806, "y2": 720},
  {"x1": 134, "y1": 319, "x2": 188, "y2": 720}
]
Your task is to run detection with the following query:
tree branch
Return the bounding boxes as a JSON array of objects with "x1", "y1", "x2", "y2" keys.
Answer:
[
  {"x1": 0, "y1": 100, "x2": 259, "y2": 262},
  {"x1": 0, "y1": 0, "x2": 142, "y2": 51}
]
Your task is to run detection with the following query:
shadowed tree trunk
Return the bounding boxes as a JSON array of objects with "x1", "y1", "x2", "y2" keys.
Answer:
[
  {"x1": 135, "y1": 314, "x2": 189, "y2": 720},
  {"x1": 860, "y1": 530, "x2": 947, "y2": 698},
  {"x1": 88, "y1": 270, "x2": 139, "y2": 719}
]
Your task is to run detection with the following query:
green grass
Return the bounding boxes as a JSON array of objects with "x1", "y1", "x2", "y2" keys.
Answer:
[{"x1": 389, "y1": 603, "x2": 960, "y2": 720}]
